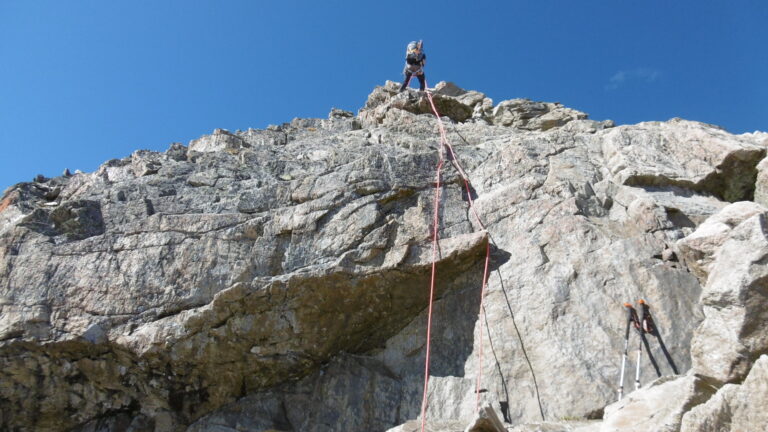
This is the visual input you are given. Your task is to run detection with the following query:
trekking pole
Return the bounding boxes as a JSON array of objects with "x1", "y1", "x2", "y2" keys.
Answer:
[
  {"x1": 618, "y1": 303, "x2": 635, "y2": 400},
  {"x1": 639, "y1": 299, "x2": 679, "y2": 375},
  {"x1": 639, "y1": 300, "x2": 655, "y2": 335},
  {"x1": 628, "y1": 305, "x2": 643, "y2": 391},
  {"x1": 638, "y1": 299, "x2": 661, "y2": 378},
  {"x1": 634, "y1": 336, "x2": 642, "y2": 390}
]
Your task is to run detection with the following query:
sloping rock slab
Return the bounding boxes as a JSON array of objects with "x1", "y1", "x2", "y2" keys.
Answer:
[{"x1": 600, "y1": 119, "x2": 765, "y2": 201}]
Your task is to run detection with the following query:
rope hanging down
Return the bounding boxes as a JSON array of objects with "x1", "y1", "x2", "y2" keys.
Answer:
[{"x1": 418, "y1": 81, "x2": 492, "y2": 432}]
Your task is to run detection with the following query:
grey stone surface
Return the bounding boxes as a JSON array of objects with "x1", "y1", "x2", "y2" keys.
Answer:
[
  {"x1": 601, "y1": 119, "x2": 765, "y2": 202},
  {"x1": 0, "y1": 83, "x2": 765, "y2": 431},
  {"x1": 689, "y1": 211, "x2": 768, "y2": 385},
  {"x1": 680, "y1": 354, "x2": 768, "y2": 432},
  {"x1": 463, "y1": 404, "x2": 507, "y2": 432},
  {"x1": 387, "y1": 419, "x2": 468, "y2": 432},
  {"x1": 508, "y1": 422, "x2": 601, "y2": 432},
  {"x1": 383, "y1": 404, "x2": 510, "y2": 432},
  {"x1": 600, "y1": 374, "x2": 714, "y2": 432},
  {"x1": 675, "y1": 201, "x2": 765, "y2": 284},
  {"x1": 754, "y1": 153, "x2": 768, "y2": 208},
  {"x1": 386, "y1": 419, "x2": 601, "y2": 432},
  {"x1": 491, "y1": 99, "x2": 588, "y2": 131},
  {"x1": 359, "y1": 81, "x2": 591, "y2": 133}
]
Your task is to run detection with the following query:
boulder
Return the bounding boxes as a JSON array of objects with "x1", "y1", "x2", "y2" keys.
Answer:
[
  {"x1": 754, "y1": 155, "x2": 768, "y2": 207},
  {"x1": 386, "y1": 419, "x2": 467, "y2": 432},
  {"x1": 675, "y1": 201, "x2": 765, "y2": 283},
  {"x1": 491, "y1": 99, "x2": 588, "y2": 131},
  {"x1": 680, "y1": 355, "x2": 768, "y2": 432},
  {"x1": 508, "y1": 421, "x2": 601, "y2": 432},
  {"x1": 359, "y1": 81, "x2": 479, "y2": 126},
  {"x1": 463, "y1": 404, "x2": 507, "y2": 432},
  {"x1": 131, "y1": 149, "x2": 163, "y2": 176},
  {"x1": 189, "y1": 128, "x2": 247, "y2": 153},
  {"x1": 600, "y1": 375, "x2": 714, "y2": 432},
  {"x1": 600, "y1": 119, "x2": 765, "y2": 201},
  {"x1": 359, "y1": 81, "x2": 587, "y2": 132},
  {"x1": 165, "y1": 142, "x2": 188, "y2": 162},
  {"x1": 385, "y1": 404, "x2": 508, "y2": 432},
  {"x1": 690, "y1": 212, "x2": 768, "y2": 384}
]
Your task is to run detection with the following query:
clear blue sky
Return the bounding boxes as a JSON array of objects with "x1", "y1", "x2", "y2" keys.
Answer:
[{"x1": 1, "y1": 1, "x2": 766, "y2": 191}]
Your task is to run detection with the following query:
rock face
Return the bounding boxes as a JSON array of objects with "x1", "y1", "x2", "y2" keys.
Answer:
[
  {"x1": 752, "y1": 135, "x2": 768, "y2": 206},
  {"x1": 1, "y1": 82, "x2": 767, "y2": 431},
  {"x1": 680, "y1": 355, "x2": 768, "y2": 432},
  {"x1": 675, "y1": 201, "x2": 765, "y2": 283},
  {"x1": 601, "y1": 119, "x2": 764, "y2": 202},
  {"x1": 600, "y1": 375, "x2": 714, "y2": 432},
  {"x1": 679, "y1": 204, "x2": 768, "y2": 385}
]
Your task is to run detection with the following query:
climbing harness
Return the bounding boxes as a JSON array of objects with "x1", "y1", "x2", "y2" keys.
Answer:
[
  {"x1": 617, "y1": 299, "x2": 679, "y2": 401},
  {"x1": 418, "y1": 79, "x2": 492, "y2": 432}
]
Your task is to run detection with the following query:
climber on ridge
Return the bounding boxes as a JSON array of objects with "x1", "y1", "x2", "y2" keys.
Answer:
[{"x1": 399, "y1": 40, "x2": 427, "y2": 92}]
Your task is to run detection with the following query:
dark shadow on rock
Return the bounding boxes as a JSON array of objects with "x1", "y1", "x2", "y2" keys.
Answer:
[
  {"x1": 187, "y1": 355, "x2": 400, "y2": 432},
  {"x1": 665, "y1": 208, "x2": 696, "y2": 229},
  {"x1": 51, "y1": 200, "x2": 105, "y2": 240},
  {"x1": 484, "y1": 307, "x2": 513, "y2": 423},
  {"x1": 18, "y1": 208, "x2": 59, "y2": 236},
  {"x1": 641, "y1": 185, "x2": 698, "y2": 198},
  {"x1": 490, "y1": 245, "x2": 512, "y2": 269},
  {"x1": 625, "y1": 147, "x2": 766, "y2": 203},
  {"x1": 462, "y1": 179, "x2": 480, "y2": 203},
  {"x1": 427, "y1": 242, "x2": 511, "y2": 378},
  {"x1": 428, "y1": 266, "x2": 486, "y2": 377},
  {"x1": 488, "y1": 241, "x2": 546, "y2": 422}
]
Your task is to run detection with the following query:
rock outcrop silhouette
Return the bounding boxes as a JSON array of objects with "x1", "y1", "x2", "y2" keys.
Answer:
[{"x1": 1, "y1": 82, "x2": 766, "y2": 432}]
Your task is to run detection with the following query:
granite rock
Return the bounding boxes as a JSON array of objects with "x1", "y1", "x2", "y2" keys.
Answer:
[
  {"x1": 680, "y1": 354, "x2": 768, "y2": 432},
  {"x1": 689, "y1": 211, "x2": 768, "y2": 384},
  {"x1": 1, "y1": 83, "x2": 766, "y2": 431}
]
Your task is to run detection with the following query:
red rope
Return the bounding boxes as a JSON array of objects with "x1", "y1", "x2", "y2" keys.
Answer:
[
  {"x1": 475, "y1": 240, "x2": 491, "y2": 410},
  {"x1": 420, "y1": 156, "x2": 443, "y2": 432},
  {"x1": 418, "y1": 79, "x2": 493, "y2": 431}
]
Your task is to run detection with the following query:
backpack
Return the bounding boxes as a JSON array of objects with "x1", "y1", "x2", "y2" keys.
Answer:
[
  {"x1": 405, "y1": 40, "x2": 424, "y2": 66},
  {"x1": 406, "y1": 40, "x2": 423, "y2": 54}
]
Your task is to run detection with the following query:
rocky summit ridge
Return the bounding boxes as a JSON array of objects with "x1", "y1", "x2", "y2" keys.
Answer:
[{"x1": 1, "y1": 81, "x2": 767, "y2": 432}]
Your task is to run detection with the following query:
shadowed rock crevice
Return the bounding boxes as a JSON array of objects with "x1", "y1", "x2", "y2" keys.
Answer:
[
  {"x1": 189, "y1": 259, "x2": 491, "y2": 431},
  {"x1": 0, "y1": 230, "x2": 489, "y2": 430},
  {"x1": 51, "y1": 200, "x2": 106, "y2": 240},
  {"x1": 603, "y1": 119, "x2": 766, "y2": 204},
  {"x1": 623, "y1": 146, "x2": 765, "y2": 202},
  {"x1": 697, "y1": 148, "x2": 765, "y2": 201}
]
